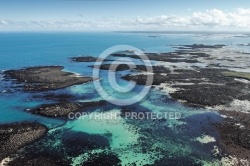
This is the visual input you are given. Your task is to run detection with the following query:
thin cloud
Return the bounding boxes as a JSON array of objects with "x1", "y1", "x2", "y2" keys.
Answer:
[{"x1": 1, "y1": 8, "x2": 250, "y2": 31}]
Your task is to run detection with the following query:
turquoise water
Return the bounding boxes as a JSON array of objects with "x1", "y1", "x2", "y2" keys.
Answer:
[{"x1": 0, "y1": 32, "x2": 249, "y2": 165}]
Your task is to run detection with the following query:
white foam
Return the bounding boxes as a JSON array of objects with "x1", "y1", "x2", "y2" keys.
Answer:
[{"x1": 195, "y1": 135, "x2": 216, "y2": 144}]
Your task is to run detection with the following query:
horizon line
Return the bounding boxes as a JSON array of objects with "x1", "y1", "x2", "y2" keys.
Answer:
[{"x1": 0, "y1": 30, "x2": 250, "y2": 34}]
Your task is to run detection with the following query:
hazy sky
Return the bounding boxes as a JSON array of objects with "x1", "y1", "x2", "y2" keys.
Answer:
[{"x1": 1, "y1": 0, "x2": 250, "y2": 31}]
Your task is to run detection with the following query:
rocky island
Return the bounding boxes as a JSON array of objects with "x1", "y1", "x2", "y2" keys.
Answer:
[
  {"x1": 30, "y1": 100, "x2": 106, "y2": 118},
  {"x1": 71, "y1": 56, "x2": 104, "y2": 62},
  {"x1": 4, "y1": 66, "x2": 94, "y2": 91},
  {"x1": 90, "y1": 64, "x2": 171, "y2": 73}
]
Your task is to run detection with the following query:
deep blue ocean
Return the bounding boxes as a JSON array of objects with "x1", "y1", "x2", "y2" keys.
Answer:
[{"x1": 0, "y1": 32, "x2": 249, "y2": 165}]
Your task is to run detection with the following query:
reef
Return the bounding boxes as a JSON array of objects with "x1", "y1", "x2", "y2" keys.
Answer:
[
  {"x1": 30, "y1": 100, "x2": 106, "y2": 118},
  {"x1": 112, "y1": 52, "x2": 200, "y2": 63},
  {"x1": 4, "y1": 66, "x2": 94, "y2": 91},
  {"x1": 90, "y1": 64, "x2": 171, "y2": 73},
  {"x1": 217, "y1": 110, "x2": 250, "y2": 160},
  {"x1": 122, "y1": 68, "x2": 250, "y2": 107},
  {"x1": 71, "y1": 56, "x2": 104, "y2": 62},
  {"x1": 0, "y1": 122, "x2": 48, "y2": 161}
]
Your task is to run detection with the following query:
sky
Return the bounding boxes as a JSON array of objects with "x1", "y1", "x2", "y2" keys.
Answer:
[{"x1": 1, "y1": 0, "x2": 250, "y2": 31}]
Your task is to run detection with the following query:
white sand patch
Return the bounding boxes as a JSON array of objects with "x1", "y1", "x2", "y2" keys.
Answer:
[
  {"x1": 220, "y1": 156, "x2": 250, "y2": 166},
  {"x1": 136, "y1": 71, "x2": 155, "y2": 75},
  {"x1": 211, "y1": 146, "x2": 220, "y2": 156},
  {"x1": 155, "y1": 61, "x2": 195, "y2": 70},
  {"x1": 220, "y1": 114, "x2": 228, "y2": 118},
  {"x1": 154, "y1": 83, "x2": 178, "y2": 94},
  {"x1": 195, "y1": 135, "x2": 216, "y2": 144},
  {"x1": 0, "y1": 157, "x2": 12, "y2": 166},
  {"x1": 230, "y1": 99, "x2": 250, "y2": 112},
  {"x1": 201, "y1": 156, "x2": 250, "y2": 166},
  {"x1": 212, "y1": 99, "x2": 250, "y2": 113},
  {"x1": 235, "y1": 78, "x2": 250, "y2": 84},
  {"x1": 174, "y1": 82, "x2": 194, "y2": 85},
  {"x1": 235, "y1": 123, "x2": 245, "y2": 129},
  {"x1": 74, "y1": 75, "x2": 84, "y2": 78},
  {"x1": 198, "y1": 82, "x2": 224, "y2": 85}
]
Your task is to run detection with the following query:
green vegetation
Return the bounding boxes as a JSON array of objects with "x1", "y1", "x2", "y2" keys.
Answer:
[{"x1": 221, "y1": 71, "x2": 250, "y2": 81}]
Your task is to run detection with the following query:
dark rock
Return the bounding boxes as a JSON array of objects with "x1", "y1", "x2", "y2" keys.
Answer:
[
  {"x1": 71, "y1": 56, "x2": 104, "y2": 62},
  {"x1": 42, "y1": 93, "x2": 75, "y2": 101},
  {"x1": 177, "y1": 44, "x2": 226, "y2": 49},
  {"x1": 90, "y1": 64, "x2": 134, "y2": 71},
  {"x1": 150, "y1": 156, "x2": 202, "y2": 166},
  {"x1": 8, "y1": 156, "x2": 64, "y2": 166},
  {"x1": 62, "y1": 131, "x2": 110, "y2": 157},
  {"x1": 90, "y1": 64, "x2": 171, "y2": 73},
  {"x1": 122, "y1": 68, "x2": 250, "y2": 107},
  {"x1": 217, "y1": 111, "x2": 250, "y2": 160},
  {"x1": 0, "y1": 122, "x2": 48, "y2": 160},
  {"x1": 81, "y1": 152, "x2": 121, "y2": 166},
  {"x1": 4, "y1": 66, "x2": 94, "y2": 91},
  {"x1": 112, "y1": 53, "x2": 200, "y2": 63},
  {"x1": 30, "y1": 100, "x2": 106, "y2": 118}
]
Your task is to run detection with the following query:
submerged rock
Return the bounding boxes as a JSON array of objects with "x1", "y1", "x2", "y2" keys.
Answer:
[
  {"x1": 62, "y1": 131, "x2": 110, "y2": 157},
  {"x1": 81, "y1": 152, "x2": 121, "y2": 166},
  {"x1": 38, "y1": 93, "x2": 76, "y2": 102}
]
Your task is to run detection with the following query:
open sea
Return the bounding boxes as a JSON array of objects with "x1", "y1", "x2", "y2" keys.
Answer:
[{"x1": 0, "y1": 32, "x2": 250, "y2": 165}]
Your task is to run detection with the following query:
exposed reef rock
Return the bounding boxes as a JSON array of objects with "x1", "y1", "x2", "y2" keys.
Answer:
[
  {"x1": 35, "y1": 93, "x2": 76, "y2": 102},
  {"x1": 71, "y1": 56, "x2": 104, "y2": 62},
  {"x1": 0, "y1": 122, "x2": 48, "y2": 160},
  {"x1": 90, "y1": 64, "x2": 171, "y2": 73},
  {"x1": 217, "y1": 110, "x2": 250, "y2": 160},
  {"x1": 8, "y1": 156, "x2": 64, "y2": 166},
  {"x1": 30, "y1": 100, "x2": 106, "y2": 118},
  {"x1": 122, "y1": 68, "x2": 250, "y2": 107},
  {"x1": 112, "y1": 53, "x2": 200, "y2": 63},
  {"x1": 4, "y1": 66, "x2": 94, "y2": 91},
  {"x1": 175, "y1": 44, "x2": 226, "y2": 49},
  {"x1": 81, "y1": 152, "x2": 121, "y2": 166}
]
